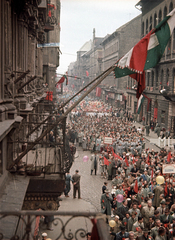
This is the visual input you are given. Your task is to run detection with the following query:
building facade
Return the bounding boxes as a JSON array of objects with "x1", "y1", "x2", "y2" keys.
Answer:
[{"x1": 127, "y1": 0, "x2": 175, "y2": 136}]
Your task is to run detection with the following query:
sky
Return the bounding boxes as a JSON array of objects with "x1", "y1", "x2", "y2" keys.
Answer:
[{"x1": 57, "y1": 0, "x2": 141, "y2": 75}]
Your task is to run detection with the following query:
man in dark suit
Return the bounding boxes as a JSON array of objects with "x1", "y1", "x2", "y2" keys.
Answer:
[{"x1": 72, "y1": 170, "x2": 81, "y2": 199}]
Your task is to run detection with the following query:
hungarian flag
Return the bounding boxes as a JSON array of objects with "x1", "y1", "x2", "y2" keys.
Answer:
[
  {"x1": 55, "y1": 74, "x2": 68, "y2": 86},
  {"x1": 167, "y1": 151, "x2": 171, "y2": 163},
  {"x1": 134, "y1": 179, "x2": 138, "y2": 193},
  {"x1": 113, "y1": 8, "x2": 175, "y2": 98},
  {"x1": 137, "y1": 94, "x2": 145, "y2": 114}
]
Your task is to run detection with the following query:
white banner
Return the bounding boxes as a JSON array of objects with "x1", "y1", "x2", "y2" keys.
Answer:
[
  {"x1": 104, "y1": 137, "x2": 113, "y2": 145},
  {"x1": 162, "y1": 164, "x2": 175, "y2": 174}
]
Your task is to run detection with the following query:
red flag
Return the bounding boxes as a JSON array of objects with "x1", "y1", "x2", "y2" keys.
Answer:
[
  {"x1": 86, "y1": 70, "x2": 89, "y2": 77},
  {"x1": 164, "y1": 182, "x2": 168, "y2": 196},
  {"x1": 125, "y1": 156, "x2": 129, "y2": 167},
  {"x1": 134, "y1": 179, "x2": 138, "y2": 193},
  {"x1": 132, "y1": 156, "x2": 135, "y2": 164},
  {"x1": 112, "y1": 148, "x2": 117, "y2": 158},
  {"x1": 104, "y1": 157, "x2": 109, "y2": 166},
  {"x1": 45, "y1": 91, "x2": 53, "y2": 101},
  {"x1": 147, "y1": 155, "x2": 150, "y2": 165},
  {"x1": 167, "y1": 151, "x2": 171, "y2": 163}
]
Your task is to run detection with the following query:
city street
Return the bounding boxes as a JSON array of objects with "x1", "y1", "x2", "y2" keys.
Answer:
[{"x1": 65, "y1": 135, "x2": 160, "y2": 212}]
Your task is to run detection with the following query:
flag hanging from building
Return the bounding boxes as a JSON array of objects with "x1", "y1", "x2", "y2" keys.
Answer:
[
  {"x1": 96, "y1": 87, "x2": 101, "y2": 97},
  {"x1": 113, "y1": 8, "x2": 175, "y2": 99},
  {"x1": 55, "y1": 74, "x2": 68, "y2": 87},
  {"x1": 136, "y1": 94, "x2": 145, "y2": 114},
  {"x1": 86, "y1": 70, "x2": 89, "y2": 77}
]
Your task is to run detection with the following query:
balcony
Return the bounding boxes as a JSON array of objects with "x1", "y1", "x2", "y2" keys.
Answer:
[
  {"x1": 0, "y1": 211, "x2": 110, "y2": 240},
  {"x1": 160, "y1": 86, "x2": 175, "y2": 101}
]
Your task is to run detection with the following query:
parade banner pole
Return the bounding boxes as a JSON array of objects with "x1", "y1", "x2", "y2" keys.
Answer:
[
  {"x1": 27, "y1": 65, "x2": 116, "y2": 138},
  {"x1": 10, "y1": 65, "x2": 116, "y2": 169}
]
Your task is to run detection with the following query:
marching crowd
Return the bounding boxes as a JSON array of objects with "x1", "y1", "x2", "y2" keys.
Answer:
[{"x1": 65, "y1": 97, "x2": 175, "y2": 240}]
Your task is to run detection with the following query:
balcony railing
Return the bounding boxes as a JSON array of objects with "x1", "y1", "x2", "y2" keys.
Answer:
[{"x1": 0, "y1": 211, "x2": 110, "y2": 240}]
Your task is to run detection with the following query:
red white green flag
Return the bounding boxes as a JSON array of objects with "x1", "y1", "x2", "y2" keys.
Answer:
[
  {"x1": 136, "y1": 94, "x2": 145, "y2": 114},
  {"x1": 114, "y1": 8, "x2": 175, "y2": 98},
  {"x1": 55, "y1": 74, "x2": 68, "y2": 87}
]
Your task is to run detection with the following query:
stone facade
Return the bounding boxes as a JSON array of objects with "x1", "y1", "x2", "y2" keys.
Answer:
[
  {"x1": 128, "y1": 0, "x2": 175, "y2": 135},
  {"x1": 0, "y1": 0, "x2": 60, "y2": 187}
]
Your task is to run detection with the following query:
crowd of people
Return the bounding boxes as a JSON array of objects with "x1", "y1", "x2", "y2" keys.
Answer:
[{"x1": 65, "y1": 96, "x2": 175, "y2": 240}]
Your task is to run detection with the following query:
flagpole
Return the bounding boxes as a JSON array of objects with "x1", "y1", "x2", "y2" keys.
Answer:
[
  {"x1": 56, "y1": 73, "x2": 81, "y2": 79},
  {"x1": 10, "y1": 65, "x2": 116, "y2": 169},
  {"x1": 26, "y1": 64, "x2": 116, "y2": 138}
]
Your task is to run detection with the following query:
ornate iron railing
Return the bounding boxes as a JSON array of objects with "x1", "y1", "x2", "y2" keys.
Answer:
[{"x1": 0, "y1": 211, "x2": 110, "y2": 240}]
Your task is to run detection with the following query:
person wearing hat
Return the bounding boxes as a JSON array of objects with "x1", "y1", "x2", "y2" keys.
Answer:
[
  {"x1": 150, "y1": 219, "x2": 161, "y2": 239},
  {"x1": 72, "y1": 170, "x2": 81, "y2": 199},
  {"x1": 157, "y1": 201, "x2": 166, "y2": 215},
  {"x1": 132, "y1": 216, "x2": 144, "y2": 232},
  {"x1": 116, "y1": 225, "x2": 129, "y2": 240},
  {"x1": 42, "y1": 233, "x2": 47, "y2": 240},
  {"x1": 100, "y1": 189, "x2": 113, "y2": 223},
  {"x1": 137, "y1": 228, "x2": 152, "y2": 240},
  {"x1": 90, "y1": 152, "x2": 99, "y2": 175},
  {"x1": 111, "y1": 215, "x2": 122, "y2": 234},
  {"x1": 142, "y1": 200, "x2": 155, "y2": 226},
  {"x1": 155, "y1": 226, "x2": 166, "y2": 240},
  {"x1": 160, "y1": 208, "x2": 173, "y2": 224},
  {"x1": 128, "y1": 211, "x2": 138, "y2": 232}
]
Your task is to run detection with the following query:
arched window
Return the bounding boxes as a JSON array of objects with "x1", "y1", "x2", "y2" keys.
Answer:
[
  {"x1": 173, "y1": 68, "x2": 175, "y2": 93},
  {"x1": 142, "y1": 21, "x2": 144, "y2": 37},
  {"x1": 173, "y1": 29, "x2": 175, "y2": 55},
  {"x1": 154, "y1": 13, "x2": 157, "y2": 28},
  {"x1": 156, "y1": 68, "x2": 159, "y2": 87},
  {"x1": 149, "y1": 16, "x2": 152, "y2": 31},
  {"x1": 161, "y1": 69, "x2": 164, "y2": 87},
  {"x1": 151, "y1": 70, "x2": 154, "y2": 87},
  {"x1": 158, "y1": 10, "x2": 162, "y2": 23},
  {"x1": 166, "y1": 68, "x2": 169, "y2": 86},
  {"x1": 146, "y1": 19, "x2": 148, "y2": 34},
  {"x1": 164, "y1": 6, "x2": 167, "y2": 18},
  {"x1": 167, "y1": 36, "x2": 172, "y2": 56},
  {"x1": 169, "y1": 2, "x2": 173, "y2": 12},
  {"x1": 147, "y1": 72, "x2": 150, "y2": 86}
]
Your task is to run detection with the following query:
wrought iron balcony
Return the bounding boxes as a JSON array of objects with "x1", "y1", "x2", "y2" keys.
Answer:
[{"x1": 0, "y1": 211, "x2": 110, "y2": 240}]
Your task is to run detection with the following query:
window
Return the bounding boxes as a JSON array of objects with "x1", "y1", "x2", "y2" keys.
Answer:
[
  {"x1": 161, "y1": 69, "x2": 164, "y2": 87},
  {"x1": 142, "y1": 21, "x2": 144, "y2": 37},
  {"x1": 147, "y1": 72, "x2": 150, "y2": 86},
  {"x1": 161, "y1": 110, "x2": 166, "y2": 124},
  {"x1": 173, "y1": 29, "x2": 175, "y2": 54},
  {"x1": 154, "y1": 13, "x2": 157, "y2": 28},
  {"x1": 146, "y1": 19, "x2": 148, "y2": 34},
  {"x1": 166, "y1": 68, "x2": 169, "y2": 86},
  {"x1": 151, "y1": 70, "x2": 154, "y2": 87},
  {"x1": 173, "y1": 68, "x2": 175, "y2": 93},
  {"x1": 167, "y1": 37, "x2": 172, "y2": 55},
  {"x1": 158, "y1": 10, "x2": 162, "y2": 23},
  {"x1": 164, "y1": 6, "x2": 167, "y2": 18},
  {"x1": 149, "y1": 16, "x2": 152, "y2": 31},
  {"x1": 0, "y1": 142, "x2": 2, "y2": 174},
  {"x1": 156, "y1": 68, "x2": 159, "y2": 87},
  {"x1": 169, "y1": 2, "x2": 173, "y2": 12}
]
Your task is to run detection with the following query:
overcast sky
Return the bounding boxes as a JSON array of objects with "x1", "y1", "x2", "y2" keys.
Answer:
[{"x1": 57, "y1": 0, "x2": 141, "y2": 75}]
